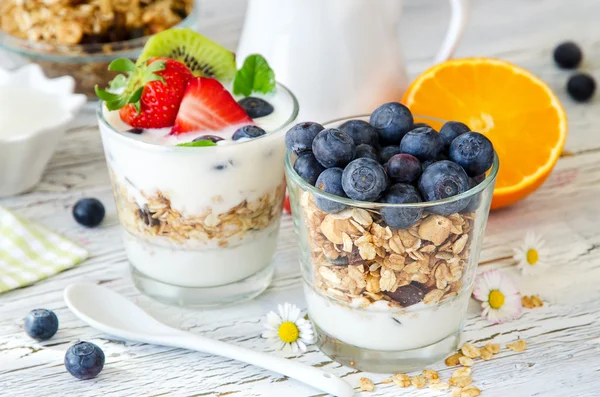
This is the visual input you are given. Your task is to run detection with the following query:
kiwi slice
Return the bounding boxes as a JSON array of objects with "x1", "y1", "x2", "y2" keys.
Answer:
[{"x1": 138, "y1": 28, "x2": 236, "y2": 82}]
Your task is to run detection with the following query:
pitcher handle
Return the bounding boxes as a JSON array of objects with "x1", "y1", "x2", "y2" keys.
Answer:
[{"x1": 434, "y1": 0, "x2": 470, "y2": 62}]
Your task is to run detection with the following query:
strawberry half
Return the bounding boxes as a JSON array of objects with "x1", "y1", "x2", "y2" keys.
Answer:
[
  {"x1": 171, "y1": 77, "x2": 253, "y2": 135},
  {"x1": 95, "y1": 57, "x2": 193, "y2": 129}
]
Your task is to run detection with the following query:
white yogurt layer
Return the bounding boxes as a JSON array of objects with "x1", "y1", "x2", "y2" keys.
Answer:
[
  {"x1": 123, "y1": 222, "x2": 280, "y2": 287},
  {"x1": 103, "y1": 88, "x2": 295, "y2": 145},
  {"x1": 305, "y1": 286, "x2": 471, "y2": 351}
]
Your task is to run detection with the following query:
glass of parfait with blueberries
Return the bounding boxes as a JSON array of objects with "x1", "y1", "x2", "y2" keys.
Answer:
[
  {"x1": 284, "y1": 102, "x2": 498, "y2": 372},
  {"x1": 96, "y1": 28, "x2": 298, "y2": 307}
]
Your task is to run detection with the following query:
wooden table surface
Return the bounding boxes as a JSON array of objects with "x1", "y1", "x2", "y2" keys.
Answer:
[{"x1": 2, "y1": 0, "x2": 600, "y2": 396}]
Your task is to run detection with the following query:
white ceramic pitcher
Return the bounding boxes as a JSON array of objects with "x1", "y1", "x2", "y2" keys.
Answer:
[{"x1": 237, "y1": 0, "x2": 469, "y2": 122}]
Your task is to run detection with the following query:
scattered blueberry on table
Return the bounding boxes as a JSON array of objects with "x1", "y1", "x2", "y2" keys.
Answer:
[
  {"x1": 285, "y1": 101, "x2": 497, "y2": 227},
  {"x1": 24, "y1": 309, "x2": 59, "y2": 341},
  {"x1": 65, "y1": 341, "x2": 105, "y2": 380},
  {"x1": 567, "y1": 73, "x2": 596, "y2": 102},
  {"x1": 553, "y1": 41, "x2": 583, "y2": 69},
  {"x1": 73, "y1": 198, "x2": 105, "y2": 228}
]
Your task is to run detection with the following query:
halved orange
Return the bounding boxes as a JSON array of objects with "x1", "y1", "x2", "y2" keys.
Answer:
[{"x1": 402, "y1": 58, "x2": 567, "y2": 209}]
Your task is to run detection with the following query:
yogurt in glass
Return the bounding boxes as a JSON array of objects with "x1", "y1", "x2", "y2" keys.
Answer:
[{"x1": 98, "y1": 83, "x2": 298, "y2": 307}]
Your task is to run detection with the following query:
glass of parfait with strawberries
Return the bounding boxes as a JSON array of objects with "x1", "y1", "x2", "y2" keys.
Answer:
[
  {"x1": 96, "y1": 28, "x2": 298, "y2": 307},
  {"x1": 285, "y1": 103, "x2": 498, "y2": 371}
]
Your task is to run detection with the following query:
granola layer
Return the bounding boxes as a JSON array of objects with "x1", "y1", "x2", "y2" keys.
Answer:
[
  {"x1": 300, "y1": 191, "x2": 476, "y2": 309},
  {"x1": 114, "y1": 179, "x2": 286, "y2": 247}
]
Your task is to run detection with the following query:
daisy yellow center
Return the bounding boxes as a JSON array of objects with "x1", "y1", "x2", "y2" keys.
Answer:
[
  {"x1": 278, "y1": 321, "x2": 300, "y2": 343},
  {"x1": 526, "y1": 249, "x2": 539, "y2": 265},
  {"x1": 488, "y1": 290, "x2": 505, "y2": 309}
]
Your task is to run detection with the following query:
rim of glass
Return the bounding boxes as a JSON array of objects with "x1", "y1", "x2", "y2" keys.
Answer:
[
  {"x1": 0, "y1": 8, "x2": 196, "y2": 61},
  {"x1": 284, "y1": 114, "x2": 499, "y2": 209},
  {"x1": 96, "y1": 81, "x2": 299, "y2": 152}
]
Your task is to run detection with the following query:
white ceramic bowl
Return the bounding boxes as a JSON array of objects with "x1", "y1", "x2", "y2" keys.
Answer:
[{"x1": 0, "y1": 64, "x2": 86, "y2": 197}]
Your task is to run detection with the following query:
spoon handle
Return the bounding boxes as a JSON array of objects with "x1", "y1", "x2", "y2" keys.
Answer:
[{"x1": 160, "y1": 330, "x2": 355, "y2": 397}]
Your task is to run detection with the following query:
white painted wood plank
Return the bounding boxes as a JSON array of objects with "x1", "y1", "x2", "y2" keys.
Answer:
[{"x1": 2, "y1": 0, "x2": 600, "y2": 396}]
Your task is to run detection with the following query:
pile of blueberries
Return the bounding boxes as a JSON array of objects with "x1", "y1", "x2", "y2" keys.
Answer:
[{"x1": 285, "y1": 102, "x2": 494, "y2": 229}]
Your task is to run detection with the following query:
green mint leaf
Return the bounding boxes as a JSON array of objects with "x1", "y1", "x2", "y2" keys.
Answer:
[
  {"x1": 176, "y1": 140, "x2": 218, "y2": 147},
  {"x1": 233, "y1": 54, "x2": 276, "y2": 96},
  {"x1": 108, "y1": 58, "x2": 136, "y2": 73}
]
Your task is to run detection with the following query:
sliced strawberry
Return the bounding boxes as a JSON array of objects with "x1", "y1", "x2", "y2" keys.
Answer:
[{"x1": 171, "y1": 77, "x2": 252, "y2": 135}]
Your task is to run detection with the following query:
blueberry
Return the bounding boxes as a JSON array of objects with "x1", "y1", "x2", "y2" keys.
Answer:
[
  {"x1": 312, "y1": 128, "x2": 356, "y2": 168},
  {"x1": 462, "y1": 177, "x2": 483, "y2": 213},
  {"x1": 472, "y1": 174, "x2": 486, "y2": 184},
  {"x1": 412, "y1": 122, "x2": 432, "y2": 129},
  {"x1": 369, "y1": 102, "x2": 414, "y2": 144},
  {"x1": 399, "y1": 127, "x2": 444, "y2": 161},
  {"x1": 237, "y1": 97, "x2": 274, "y2": 118},
  {"x1": 553, "y1": 42, "x2": 583, "y2": 69},
  {"x1": 194, "y1": 135, "x2": 224, "y2": 143},
  {"x1": 385, "y1": 153, "x2": 421, "y2": 184},
  {"x1": 380, "y1": 183, "x2": 423, "y2": 229},
  {"x1": 354, "y1": 144, "x2": 379, "y2": 161},
  {"x1": 567, "y1": 73, "x2": 596, "y2": 102},
  {"x1": 127, "y1": 128, "x2": 143, "y2": 134},
  {"x1": 314, "y1": 168, "x2": 347, "y2": 213},
  {"x1": 341, "y1": 158, "x2": 387, "y2": 201},
  {"x1": 65, "y1": 342, "x2": 105, "y2": 380},
  {"x1": 418, "y1": 160, "x2": 470, "y2": 215},
  {"x1": 449, "y1": 132, "x2": 494, "y2": 176},
  {"x1": 73, "y1": 198, "x2": 105, "y2": 228},
  {"x1": 285, "y1": 122, "x2": 324, "y2": 155},
  {"x1": 421, "y1": 159, "x2": 435, "y2": 172},
  {"x1": 293, "y1": 152, "x2": 325, "y2": 185},
  {"x1": 232, "y1": 125, "x2": 266, "y2": 140},
  {"x1": 24, "y1": 309, "x2": 58, "y2": 341},
  {"x1": 338, "y1": 119, "x2": 379, "y2": 146},
  {"x1": 439, "y1": 121, "x2": 470, "y2": 148},
  {"x1": 379, "y1": 145, "x2": 403, "y2": 164}
]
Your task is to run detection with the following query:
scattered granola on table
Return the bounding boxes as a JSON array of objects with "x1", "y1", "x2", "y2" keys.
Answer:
[
  {"x1": 506, "y1": 339, "x2": 527, "y2": 352},
  {"x1": 522, "y1": 295, "x2": 544, "y2": 309},
  {"x1": 359, "y1": 377, "x2": 375, "y2": 392}
]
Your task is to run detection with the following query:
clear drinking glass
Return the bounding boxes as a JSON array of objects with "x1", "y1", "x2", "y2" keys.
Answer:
[
  {"x1": 285, "y1": 115, "x2": 498, "y2": 372},
  {"x1": 97, "y1": 83, "x2": 298, "y2": 307}
]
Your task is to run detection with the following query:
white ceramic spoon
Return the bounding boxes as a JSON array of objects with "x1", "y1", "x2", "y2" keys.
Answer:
[{"x1": 64, "y1": 283, "x2": 354, "y2": 397}]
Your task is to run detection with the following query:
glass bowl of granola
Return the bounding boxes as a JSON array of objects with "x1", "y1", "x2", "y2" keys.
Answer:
[
  {"x1": 284, "y1": 111, "x2": 499, "y2": 372},
  {"x1": 0, "y1": 0, "x2": 196, "y2": 99}
]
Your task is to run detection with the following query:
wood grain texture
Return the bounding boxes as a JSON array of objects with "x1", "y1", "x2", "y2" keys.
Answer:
[{"x1": 2, "y1": 0, "x2": 600, "y2": 396}]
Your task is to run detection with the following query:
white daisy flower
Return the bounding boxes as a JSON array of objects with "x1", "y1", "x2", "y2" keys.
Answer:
[
  {"x1": 473, "y1": 270, "x2": 522, "y2": 324},
  {"x1": 262, "y1": 303, "x2": 314, "y2": 353},
  {"x1": 513, "y1": 231, "x2": 550, "y2": 275}
]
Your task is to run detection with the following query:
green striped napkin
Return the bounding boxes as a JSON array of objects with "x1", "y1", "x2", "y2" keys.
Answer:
[{"x1": 0, "y1": 207, "x2": 88, "y2": 293}]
